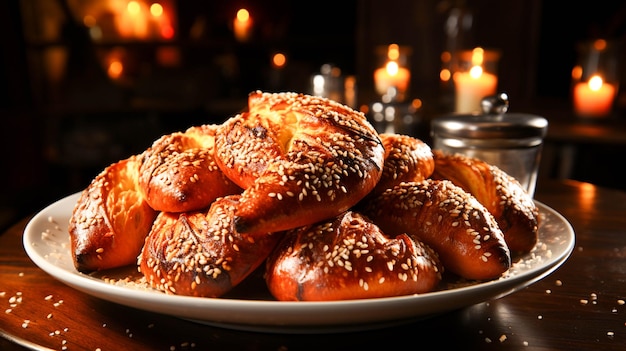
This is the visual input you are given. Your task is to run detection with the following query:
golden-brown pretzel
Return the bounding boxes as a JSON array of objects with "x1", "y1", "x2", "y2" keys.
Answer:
[
  {"x1": 430, "y1": 150, "x2": 539, "y2": 254},
  {"x1": 265, "y1": 210, "x2": 443, "y2": 301},
  {"x1": 69, "y1": 155, "x2": 157, "y2": 273},
  {"x1": 359, "y1": 179, "x2": 511, "y2": 280},
  {"x1": 369, "y1": 133, "x2": 435, "y2": 197},
  {"x1": 214, "y1": 91, "x2": 385, "y2": 234},
  {"x1": 138, "y1": 124, "x2": 241, "y2": 213},
  {"x1": 138, "y1": 195, "x2": 281, "y2": 297}
]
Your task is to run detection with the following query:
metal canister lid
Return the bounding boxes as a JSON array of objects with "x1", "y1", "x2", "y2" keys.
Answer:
[{"x1": 431, "y1": 93, "x2": 548, "y2": 146}]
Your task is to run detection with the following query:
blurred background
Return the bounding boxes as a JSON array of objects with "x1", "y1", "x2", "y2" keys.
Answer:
[{"x1": 2, "y1": 0, "x2": 626, "y2": 230}]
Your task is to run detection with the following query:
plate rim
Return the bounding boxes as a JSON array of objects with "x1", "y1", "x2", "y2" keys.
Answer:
[{"x1": 22, "y1": 192, "x2": 575, "y2": 332}]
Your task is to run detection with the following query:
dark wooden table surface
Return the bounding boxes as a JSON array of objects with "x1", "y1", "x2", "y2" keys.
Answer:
[{"x1": 1, "y1": 178, "x2": 625, "y2": 351}]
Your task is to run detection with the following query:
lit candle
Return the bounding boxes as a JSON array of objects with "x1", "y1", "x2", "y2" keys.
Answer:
[
  {"x1": 233, "y1": 8, "x2": 252, "y2": 42},
  {"x1": 453, "y1": 48, "x2": 498, "y2": 113},
  {"x1": 573, "y1": 75, "x2": 616, "y2": 117},
  {"x1": 118, "y1": 1, "x2": 149, "y2": 39},
  {"x1": 149, "y1": 2, "x2": 174, "y2": 39},
  {"x1": 374, "y1": 61, "x2": 410, "y2": 97},
  {"x1": 373, "y1": 44, "x2": 411, "y2": 101},
  {"x1": 453, "y1": 66, "x2": 497, "y2": 113}
]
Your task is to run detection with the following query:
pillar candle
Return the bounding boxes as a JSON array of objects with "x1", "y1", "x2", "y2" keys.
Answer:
[
  {"x1": 454, "y1": 66, "x2": 497, "y2": 114},
  {"x1": 374, "y1": 61, "x2": 410, "y2": 96},
  {"x1": 233, "y1": 9, "x2": 252, "y2": 42},
  {"x1": 573, "y1": 76, "x2": 616, "y2": 117}
]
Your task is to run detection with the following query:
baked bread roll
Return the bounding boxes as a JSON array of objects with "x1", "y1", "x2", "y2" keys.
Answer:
[
  {"x1": 359, "y1": 179, "x2": 511, "y2": 280},
  {"x1": 265, "y1": 211, "x2": 443, "y2": 301},
  {"x1": 214, "y1": 91, "x2": 385, "y2": 234},
  {"x1": 138, "y1": 195, "x2": 281, "y2": 297},
  {"x1": 431, "y1": 150, "x2": 539, "y2": 254},
  {"x1": 69, "y1": 155, "x2": 157, "y2": 273},
  {"x1": 138, "y1": 124, "x2": 241, "y2": 213},
  {"x1": 369, "y1": 133, "x2": 434, "y2": 197}
]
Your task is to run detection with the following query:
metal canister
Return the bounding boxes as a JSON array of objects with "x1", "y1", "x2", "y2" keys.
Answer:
[{"x1": 430, "y1": 93, "x2": 548, "y2": 197}]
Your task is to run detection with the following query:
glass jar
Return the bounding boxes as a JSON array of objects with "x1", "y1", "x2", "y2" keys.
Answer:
[{"x1": 430, "y1": 93, "x2": 548, "y2": 197}]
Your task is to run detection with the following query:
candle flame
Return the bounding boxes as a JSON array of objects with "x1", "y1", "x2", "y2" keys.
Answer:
[
  {"x1": 150, "y1": 3, "x2": 163, "y2": 17},
  {"x1": 237, "y1": 8, "x2": 250, "y2": 22},
  {"x1": 588, "y1": 75, "x2": 604, "y2": 91},
  {"x1": 234, "y1": 8, "x2": 252, "y2": 41},
  {"x1": 470, "y1": 47, "x2": 485, "y2": 66},
  {"x1": 469, "y1": 65, "x2": 483, "y2": 79},
  {"x1": 385, "y1": 61, "x2": 400, "y2": 76},
  {"x1": 127, "y1": 1, "x2": 141, "y2": 15}
]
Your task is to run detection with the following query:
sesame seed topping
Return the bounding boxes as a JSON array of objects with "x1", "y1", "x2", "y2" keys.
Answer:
[{"x1": 215, "y1": 91, "x2": 384, "y2": 234}]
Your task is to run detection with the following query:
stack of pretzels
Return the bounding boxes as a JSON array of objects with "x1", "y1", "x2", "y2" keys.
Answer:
[{"x1": 68, "y1": 91, "x2": 539, "y2": 301}]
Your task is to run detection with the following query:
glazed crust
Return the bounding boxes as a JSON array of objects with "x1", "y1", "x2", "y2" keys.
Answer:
[
  {"x1": 138, "y1": 195, "x2": 281, "y2": 297},
  {"x1": 265, "y1": 211, "x2": 443, "y2": 301},
  {"x1": 359, "y1": 179, "x2": 511, "y2": 280},
  {"x1": 215, "y1": 91, "x2": 385, "y2": 234},
  {"x1": 67, "y1": 90, "x2": 541, "y2": 300},
  {"x1": 69, "y1": 156, "x2": 158, "y2": 273},
  {"x1": 138, "y1": 124, "x2": 241, "y2": 213},
  {"x1": 431, "y1": 150, "x2": 539, "y2": 254},
  {"x1": 369, "y1": 133, "x2": 435, "y2": 197}
]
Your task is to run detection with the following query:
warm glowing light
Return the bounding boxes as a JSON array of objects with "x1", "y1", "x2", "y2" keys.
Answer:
[
  {"x1": 237, "y1": 8, "x2": 250, "y2": 22},
  {"x1": 83, "y1": 15, "x2": 96, "y2": 27},
  {"x1": 469, "y1": 65, "x2": 484, "y2": 79},
  {"x1": 573, "y1": 75, "x2": 616, "y2": 117},
  {"x1": 374, "y1": 44, "x2": 410, "y2": 101},
  {"x1": 118, "y1": 0, "x2": 150, "y2": 39},
  {"x1": 150, "y1": 3, "x2": 164, "y2": 17},
  {"x1": 108, "y1": 61, "x2": 123, "y2": 79},
  {"x1": 387, "y1": 44, "x2": 400, "y2": 61},
  {"x1": 571, "y1": 65, "x2": 583, "y2": 80},
  {"x1": 578, "y1": 182, "x2": 597, "y2": 213},
  {"x1": 588, "y1": 75, "x2": 604, "y2": 91},
  {"x1": 161, "y1": 25, "x2": 174, "y2": 39},
  {"x1": 127, "y1": 1, "x2": 141, "y2": 15},
  {"x1": 105, "y1": 0, "x2": 176, "y2": 40},
  {"x1": 344, "y1": 75, "x2": 357, "y2": 108},
  {"x1": 411, "y1": 98, "x2": 423, "y2": 110},
  {"x1": 233, "y1": 8, "x2": 252, "y2": 41},
  {"x1": 441, "y1": 51, "x2": 452, "y2": 63},
  {"x1": 272, "y1": 53, "x2": 286, "y2": 68},
  {"x1": 385, "y1": 61, "x2": 399, "y2": 76},
  {"x1": 593, "y1": 39, "x2": 607, "y2": 51},
  {"x1": 374, "y1": 62, "x2": 410, "y2": 99},
  {"x1": 453, "y1": 47, "x2": 498, "y2": 113},
  {"x1": 440, "y1": 69, "x2": 451, "y2": 82},
  {"x1": 312, "y1": 75, "x2": 325, "y2": 95},
  {"x1": 471, "y1": 47, "x2": 485, "y2": 66}
]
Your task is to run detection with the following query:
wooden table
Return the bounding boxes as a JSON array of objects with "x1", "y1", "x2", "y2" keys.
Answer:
[{"x1": 1, "y1": 179, "x2": 625, "y2": 350}]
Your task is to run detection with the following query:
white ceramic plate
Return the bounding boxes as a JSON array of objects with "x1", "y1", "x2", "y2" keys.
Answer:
[{"x1": 23, "y1": 192, "x2": 575, "y2": 333}]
